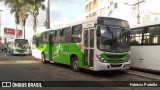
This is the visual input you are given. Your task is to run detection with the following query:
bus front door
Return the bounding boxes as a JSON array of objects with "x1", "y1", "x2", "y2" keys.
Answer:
[
  {"x1": 49, "y1": 34, "x2": 54, "y2": 62},
  {"x1": 84, "y1": 28, "x2": 94, "y2": 68}
]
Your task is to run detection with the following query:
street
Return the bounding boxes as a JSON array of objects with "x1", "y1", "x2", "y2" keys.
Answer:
[{"x1": 0, "y1": 55, "x2": 160, "y2": 90}]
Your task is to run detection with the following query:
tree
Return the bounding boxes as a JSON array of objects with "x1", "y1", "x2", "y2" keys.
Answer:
[
  {"x1": 21, "y1": 0, "x2": 45, "y2": 33},
  {"x1": 0, "y1": 0, "x2": 45, "y2": 36}
]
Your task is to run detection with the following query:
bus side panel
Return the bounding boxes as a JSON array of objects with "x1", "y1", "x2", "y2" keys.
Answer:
[
  {"x1": 66, "y1": 43, "x2": 84, "y2": 67},
  {"x1": 131, "y1": 46, "x2": 159, "y2": 70},
  {"x1": 52, "y1": 44, "x2": 63, "y2": 63},
  {"x1": 52, "y1": 43, "x2": 84, "y2": 66}
]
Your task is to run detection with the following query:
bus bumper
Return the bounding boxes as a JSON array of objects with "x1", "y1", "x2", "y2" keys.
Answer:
[
  {"x1": 93, "y1": 60, "x2": 131, "y2": 71},
  {"x1": 14, "y1": 51, "x2": 29, "y2": 55}
]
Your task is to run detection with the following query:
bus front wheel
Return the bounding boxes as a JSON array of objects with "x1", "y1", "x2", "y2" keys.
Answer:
[{"x1": 71, "y1": 57, "x2": 80, "y2": 72}]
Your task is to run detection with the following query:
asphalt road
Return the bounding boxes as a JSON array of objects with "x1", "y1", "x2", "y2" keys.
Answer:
[{"x1": 0, "y1": 55, "x2": 160, "y2": 90}]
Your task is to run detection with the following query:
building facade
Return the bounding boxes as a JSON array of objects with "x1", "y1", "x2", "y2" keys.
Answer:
[
  {"x1": 85, "y1": 0, "x2": 110, "y2": 18},
  {"x1": 85, "y1": 0, "x2": 160, "y2": 25}
]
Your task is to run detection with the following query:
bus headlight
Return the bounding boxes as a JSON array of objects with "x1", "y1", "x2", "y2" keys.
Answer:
[
  {"x1": 99, "y1": 57, "x2": 106, "y2": 62},
  {"x1": 96, "y1": 55, "x2": 106, "y2": 63}
]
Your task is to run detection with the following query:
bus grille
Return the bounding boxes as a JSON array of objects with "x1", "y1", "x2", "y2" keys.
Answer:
[
  {"x1": 101, "y1": 53, "x2": 128, "y2": 63},
  {"x1": 110, "y1": 64, "x2": 122, "y2": 67},
  {"x1": 16, "y1": 49, "x2": 26, "y2": 53},
  {"x1": 108, "y1": 60, "x2": 124, "y2": 63}
]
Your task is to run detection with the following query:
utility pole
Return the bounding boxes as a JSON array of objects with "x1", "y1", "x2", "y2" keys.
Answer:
[
  {"x1": 133, "y1": 0, "x2": 145, "y2": 24},
  {"x1": 137, "y1": 0, "x2": 140, "y2": 24},
  {"x1": 46, "y1": 0, "x2": 50, "y2": 29},
  {"x1": 126, "y1": 0, "x2": 145, "y2": 24}
]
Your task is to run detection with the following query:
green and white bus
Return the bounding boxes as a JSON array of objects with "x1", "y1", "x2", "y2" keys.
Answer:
[
  {"x1": 8, "y1": 39, "x2": 29, "y2": 55},
  {"x1": 32, "y1": 16, "x2": 131, "y2": 71}
]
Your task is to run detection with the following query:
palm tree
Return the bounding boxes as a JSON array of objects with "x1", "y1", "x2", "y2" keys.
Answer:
[
  {"x1": 24, "y1": 0, "x2": 45, "y2": 33},
  {"x1": 0, "y1": 0, "x2": 45, "y2": 36},
  {"x1": 19, "y1": 10, "x2": 28, "y2": 39}
]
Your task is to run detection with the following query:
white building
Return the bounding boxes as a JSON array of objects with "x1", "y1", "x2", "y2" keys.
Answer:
[{"x1": 85, "y1": 0, "x2": 160, "y2": 25}]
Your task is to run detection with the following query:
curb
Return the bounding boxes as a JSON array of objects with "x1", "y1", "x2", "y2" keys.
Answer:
[{"x1": 127, "y1": 70, "x2": 160, "y2": 80}]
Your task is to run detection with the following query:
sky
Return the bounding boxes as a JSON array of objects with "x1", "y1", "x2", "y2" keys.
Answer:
[
  {"x1": 0, "y1": 0, "x2": 85, "y2": 39},
  {"x1": 1, "y1": 0, "x2": 160, "y2": 40}
]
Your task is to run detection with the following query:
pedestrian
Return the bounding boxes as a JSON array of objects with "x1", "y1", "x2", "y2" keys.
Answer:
[{"x1": 4, "y1": 47, "x2": 7, "y2": 56}]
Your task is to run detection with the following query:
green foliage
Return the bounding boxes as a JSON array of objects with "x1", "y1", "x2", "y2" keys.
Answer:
[{"x1": 0, "y1": 0, "x2": 45, "y2": 32}]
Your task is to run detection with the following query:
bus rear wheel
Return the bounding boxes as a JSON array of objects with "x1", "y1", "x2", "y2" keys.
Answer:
[
  {"x1": 42, "y1": 53, "x2": 47, "y2": 63},
  {"x1": 71, "y1": 57, "x2": 80, "y2": 72}
]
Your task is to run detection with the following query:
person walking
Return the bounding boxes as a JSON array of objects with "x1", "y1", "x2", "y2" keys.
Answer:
[{"x1": 4, "y1": 47, "x2": 7, "y2": 56}]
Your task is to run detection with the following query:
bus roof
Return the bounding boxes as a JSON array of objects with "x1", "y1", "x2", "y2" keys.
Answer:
[
  {"x1": 48, "y1": 16, "x2": 98, "y2": 31},
  {"x1": 47, "y1": 16, "x2": 128, "y2": 31},
  {"x1": 131, "y1": 21, "x2": 160, "y2": 29}
]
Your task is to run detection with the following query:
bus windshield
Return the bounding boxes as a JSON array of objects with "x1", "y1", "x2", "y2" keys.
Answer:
[
  {"x1": 97, "y1": 25, "x2": 130, "y2": 53},
  {"x1": 15, "y1": 39, "x2": 28, "y2": 49}
]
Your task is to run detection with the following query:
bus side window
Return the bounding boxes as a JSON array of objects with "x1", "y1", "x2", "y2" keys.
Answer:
[
  {"x1": 62, "y1": 27, "x2": 71, "y2": 43},
  {"x1": 130, "y1": 28, "x2": 142, "y2": 45},
  {"x1": 55, "y1": 30, "x2": 61, "y2": 44},
  {"x1": 52, "y1": 36, "x2": 55, "y2": 43},
  {"x1": 42, "y1": 32, "x2": 48, "y2": 44},
  {"x1": 61, "y1": 29, "x2": 65, "y2": 43},
  {"x1": 143, "y1": 26, "x2": 160, "y2": 45},
  {"x1": 71, "y1": 25, "x2": 82, "y2": 43}
]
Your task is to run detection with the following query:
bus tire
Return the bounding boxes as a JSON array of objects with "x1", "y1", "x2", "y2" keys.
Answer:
[
  {"x1": 41, "y1": 53, "x2": 47, "y2": 63},
  {"x1": 71, "y1": 57, "x2": 80, "y2": 72}
]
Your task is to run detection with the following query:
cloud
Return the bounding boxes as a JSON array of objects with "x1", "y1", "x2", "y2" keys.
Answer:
[
  {"x1": 50, "y1": 15, "x2": 85, "y2": 29},
  {"x1": 0, "y1": 0, "x2": 84, "y2": 39},
  {"x1": 50, "y1": 16, "x2": 70, "y2": 28}
]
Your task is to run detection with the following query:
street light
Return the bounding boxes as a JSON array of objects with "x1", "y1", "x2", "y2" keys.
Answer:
[{"x1": 125, "y1": 0, "x2": 145, "y2": 24}]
